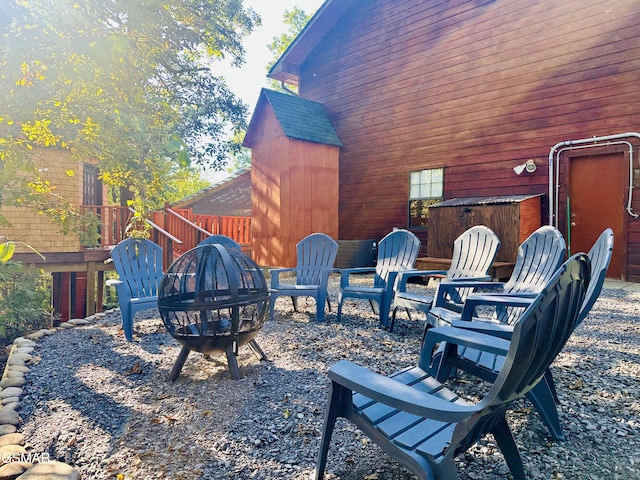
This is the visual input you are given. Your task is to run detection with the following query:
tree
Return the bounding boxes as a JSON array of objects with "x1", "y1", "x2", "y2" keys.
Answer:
[
  {"x1": 0, "y1": 0, "x2": 260, "y2": 233},
  {"x1": 266, "y1": 7, "x2": 312, "y2": 94}
]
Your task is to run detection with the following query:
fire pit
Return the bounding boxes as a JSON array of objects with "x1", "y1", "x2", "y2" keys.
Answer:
[{"x1": 158, "y1": 244, "x2": 269, "y2": 381}]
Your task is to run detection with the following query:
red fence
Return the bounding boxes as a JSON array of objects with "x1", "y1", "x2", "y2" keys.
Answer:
[{"x1": 82, "y1": 205, "x2": 252, "y2": 259}]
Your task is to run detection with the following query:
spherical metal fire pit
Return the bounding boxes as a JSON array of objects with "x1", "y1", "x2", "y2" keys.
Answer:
[{"x1": 158, "y1": 244, "x2": 269, "y2": 380}]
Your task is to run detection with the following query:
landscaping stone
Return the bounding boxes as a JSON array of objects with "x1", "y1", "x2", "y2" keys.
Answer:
[
  {"x1": 0, "y1": 390, "x2": 23, "y2": 400},
  {"x1": 15, "y1": 461, "x2": 80, "y2": 480},
  {"x1": 0, "y1": 433, "x2": 25, "y2": 448},
  {"x1": 0, "y1": 461, "x2": 31, "y2": 479},
  {"x1": 0, "y1": 427, "x2": 16, "y2": 436}
]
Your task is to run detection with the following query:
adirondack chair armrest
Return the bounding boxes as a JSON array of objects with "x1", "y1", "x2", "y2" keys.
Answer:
[
  {"x1": 328, "y1": 360, "x2": 477, "y2": 421},
  {"x1": 269, "y1": 268, "x2": 297, "y2": 288},
  {"x1": 450, "y1": 319, "x2": 515, "y2": 339},
  {"x1": 339, "y1": 267, "x2": 376, "y2": 288},
  {"x1": 432, "y1": 280, "x2": 505, "y2": 310},
  {"x1": 420, "y1": 326, "x2": 511, "y2": 366},
  {"x1": 460, "y1": 294, "x2": 537, "y2": 321},
  {"x1": 395, "y1": 269, "x2": 448, "y2": 292},
  {"x1": 106, "y1": 278, "x2": 123, "y2": 287}
]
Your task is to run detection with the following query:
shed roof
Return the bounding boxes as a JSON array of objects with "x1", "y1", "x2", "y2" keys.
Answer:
[
  {"x1": 431, "y1": 194, "x2": 543, "y2": 208},
  {"x1": 244, "y1": 88, "x2": 342, "y2": 147},
  {"x1": 173, "y1": 168, "x2": 251, "y2": 216}
]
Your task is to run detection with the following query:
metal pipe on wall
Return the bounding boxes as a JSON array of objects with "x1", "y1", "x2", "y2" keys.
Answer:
[{"x1": 548, "y1": 132, "x2": 640, "y2": 226}]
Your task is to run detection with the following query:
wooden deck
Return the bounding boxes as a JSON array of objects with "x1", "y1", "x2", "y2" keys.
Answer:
[
  {"x1": 415, "y1": 256, "x2": 514, "y2": 282},
  {"x1": 12, "y1": 249, "x2": 114, "y2": 319}
]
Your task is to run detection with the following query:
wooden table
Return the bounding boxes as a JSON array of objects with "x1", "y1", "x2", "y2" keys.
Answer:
[{"x1": 414, "y1": 257, "x2": 514, "y2": 281}]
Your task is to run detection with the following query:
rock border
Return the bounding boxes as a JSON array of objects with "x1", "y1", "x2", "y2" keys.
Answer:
[{"x1": 0, "y1": 316, "x2": 97, "y2": 480}]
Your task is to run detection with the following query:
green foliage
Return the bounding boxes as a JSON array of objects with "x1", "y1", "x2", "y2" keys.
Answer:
[
  {"x1": 266, "y1": 7, "x2": 313, "y2": 93},
  {"x1": 0, "y1": 261, "x2": 52, "y2": 345},
  {"x1": 227, "y1": 129, "x2": 252, "y2": 173},
  {"x1": 1, "y1": 0, "x2": 260, "y2": 229}
]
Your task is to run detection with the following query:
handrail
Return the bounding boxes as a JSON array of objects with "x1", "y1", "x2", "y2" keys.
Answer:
[
  {"x1": 139, "y1": 208, "x2": 182, "y2": 244},
  {"x1": 166, "y1": 208, "x2": 211, "y2": 236}
]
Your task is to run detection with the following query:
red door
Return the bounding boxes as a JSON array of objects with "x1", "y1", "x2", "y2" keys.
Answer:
[{"x1": 568, "y1": 152, "x2": 626, "y2": 279}]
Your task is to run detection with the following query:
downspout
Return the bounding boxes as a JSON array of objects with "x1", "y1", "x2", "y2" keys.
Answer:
[{"x1": 548, "y1": 132, "x2": 640, "y2": 226}]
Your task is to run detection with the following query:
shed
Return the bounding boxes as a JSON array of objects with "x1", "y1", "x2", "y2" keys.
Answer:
[
  {"x1": 427, "y1": 194, "x2": 542, "y2": 263},
  {"x1": 244, "y1": 88, "x2": 342, "y2": 267}
]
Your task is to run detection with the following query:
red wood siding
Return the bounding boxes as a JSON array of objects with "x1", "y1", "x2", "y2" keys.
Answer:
[
  {"x1": 250, "y1": 104, "x2": 340, "y2": 267},
  {"x1": 297, "y1": 0, "x2": 640, "y2": 277}
]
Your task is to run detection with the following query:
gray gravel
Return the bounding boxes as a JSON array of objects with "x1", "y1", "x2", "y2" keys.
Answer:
[{"x1": 16, "y1": 275, "x2": 640, "y2": 479}]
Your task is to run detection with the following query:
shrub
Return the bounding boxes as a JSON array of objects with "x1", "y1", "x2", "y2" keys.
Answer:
[{"x1": 0, "y1": 261, "x2": 52, "y2": 346}]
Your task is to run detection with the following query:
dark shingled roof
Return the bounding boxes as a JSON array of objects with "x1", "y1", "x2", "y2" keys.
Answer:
[{"x1": 258, "y1": 89, "x2": 342, "y2": 147}]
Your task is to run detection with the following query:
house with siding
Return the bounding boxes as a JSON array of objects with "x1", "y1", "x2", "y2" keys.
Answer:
[
  {"x1": 0, "y1": 148, "x2": 110, "y2": 319},
  {"x1": 249, "y1": 0, "x2": 640, "y2": 280}
]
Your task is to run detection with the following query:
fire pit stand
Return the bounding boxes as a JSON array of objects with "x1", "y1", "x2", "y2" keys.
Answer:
[{"x1": 158, "y1": 244, "x2": 270, "y2": 380}]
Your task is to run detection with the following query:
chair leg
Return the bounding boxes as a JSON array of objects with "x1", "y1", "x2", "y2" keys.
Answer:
[
  {"x1": 369, "y1": 299, "x2": 378, "y2": 315},
  {"x1": 269, "y1": 295, "x2": 277, "y2": 321},
  {"x1": 122, "y1": 305, "x2": 134, "y2": 342},
  {"x1": 526, "y1": 381, "x2": 565, "y2": 441},
  {"x1": 292, "y1": 296, "x2": 299, "y2": 312},
  {"x1": 336, "y1": 297, "x2": 344, "y2": 322},
  {"x1": 492, "y1": 415, "x2": 526, "y2": 480},
  {"x1": 315, "y1": 382, "x2": 345, "y2": 480},
  {"x1": 544, "y1": 368, "x2": 560, "y2": 403},
  {"x1": 389, "y1": 306, "x2": 398, "y2": 333},
  {"x1": 326, "y1": 297, "x2": 332, "y2": 312}
]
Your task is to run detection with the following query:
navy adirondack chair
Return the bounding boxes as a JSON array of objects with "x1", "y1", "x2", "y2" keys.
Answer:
[
  {"x1": 107, "y1": 238, "x2": 164, "y2": 341},
  {"x1": 424, "y1": 228, "x2": 613, "y2": 440},
  {"x1": 315, "y1": 254, "x2": 590, "y2": 480},
  {"x1": 337, "y1": 229, "x2": 421, "y2": 328},
  {"x1": 427, "y1": 225, "x2": 566, "y2": 328},
  {"x1": 269, "y1": 233, "x2": 339, "y2": 321},
  {"x1": 390, "y1": 225, "x2": 500, "y2": 332},
  {"x1": 197, "y1": 234, "x2": 241, "y2": 250}
]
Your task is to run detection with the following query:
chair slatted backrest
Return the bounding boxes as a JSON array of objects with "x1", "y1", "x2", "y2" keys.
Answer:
[
  {"x1": 295, "y1": 233, "x2": 339, "y2": 285},
  {"x1": 110, "y1": 238, "x2": 163, "y2": 298},
  {"x1": 448, "y1": 225, "x2": 501, "y2": 278},
  {"x1": 445, "y1": 225, "x2": 501, "y2": 304},
  {"x1": 452, "y1": 253, "x2": 589, "y2": 455},
  {"x1": 374, "y1": 229, "x2": 421, "y2": 288},
  {"x1": 499, "y1": 225, "x2": 566, "y2": 324},
  {"x1": 579, "y1": 228, "x2": 614, "y2": 325}
]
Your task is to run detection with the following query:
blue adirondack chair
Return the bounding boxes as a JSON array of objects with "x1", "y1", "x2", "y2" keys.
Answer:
[
  {"x1": 197, "y1": 234, "x2": 241, "y2": 250},
  {"x1": 269, "y1": 233, "x2": 339, "y2": 321},
  {"x1": 315, "y1": 254, "x2": 589, "y2": 480},
  {"x1": 337, "y1": 229, "x2": 421, "y2": 328},
  {"x1": 427, "y1": 225, "x2": 566, "y2": 328},
  {"x1": 424, "y1": 228, "x2": 614, "y2": 441},
  {"x1": 107, "y1": 238, "x2": 164, "y2": 341},
  {"x1": 390, "y1": 225, "x2": 500, "y2": 332}
]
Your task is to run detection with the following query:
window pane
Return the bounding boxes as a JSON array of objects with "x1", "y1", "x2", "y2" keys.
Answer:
[{"x1": 408, "y1": 168, "x2": 444, "y2": 228}]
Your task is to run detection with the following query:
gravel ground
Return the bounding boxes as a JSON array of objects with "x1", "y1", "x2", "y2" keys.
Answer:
[{"x1": 16, "y1": 274, "x2": 640, "y2": 480}]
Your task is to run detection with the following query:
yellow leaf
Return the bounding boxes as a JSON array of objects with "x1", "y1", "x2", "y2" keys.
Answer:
[
  {"x1": 66, "y1": 169, "x2": 75, "y2": 177},
  {"x1": 283, "y1": 409, "x2": 291, "y2": 419},
  {"x1": 116, "y1": 475, "x2": 124, "y2": 480}
]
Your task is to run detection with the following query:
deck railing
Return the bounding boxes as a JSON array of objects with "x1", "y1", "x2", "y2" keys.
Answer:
[{"x1": 81, "y1": 204, "x2": 252, "y2": 257}]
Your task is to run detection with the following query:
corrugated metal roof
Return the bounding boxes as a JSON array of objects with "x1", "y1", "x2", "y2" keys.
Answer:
[
  {"x1": 431, "y1": 194, "x2": 543, "y2": 208},
  {"x1": 261, "y1": 89, "x2": 343, "y2": 147}
]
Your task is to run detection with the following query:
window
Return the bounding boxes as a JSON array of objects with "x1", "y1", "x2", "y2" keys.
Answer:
[{"x1": 408, "y1": 168, "x2": 443, "y2": 228}]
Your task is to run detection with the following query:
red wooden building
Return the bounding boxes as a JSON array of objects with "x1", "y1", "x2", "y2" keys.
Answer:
[{"x1": 256, "y1": 0, "x2": 640, "y2": 280}]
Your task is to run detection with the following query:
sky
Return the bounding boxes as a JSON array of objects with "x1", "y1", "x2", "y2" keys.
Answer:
[
  {"x1": 216, "y1": 0, "x2": 325, "y2": 113},
  {"x1": 202, "y1": 0, "x2": 325, "y2": 181}
]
